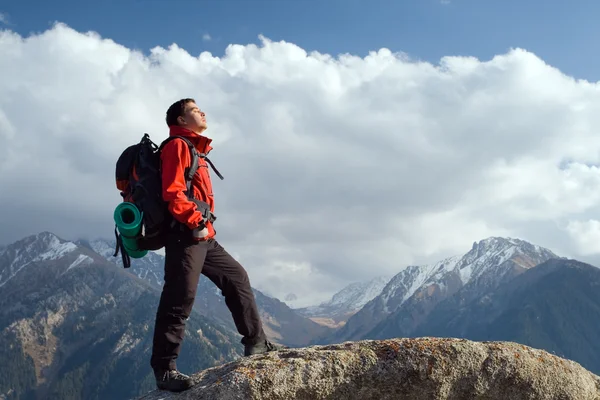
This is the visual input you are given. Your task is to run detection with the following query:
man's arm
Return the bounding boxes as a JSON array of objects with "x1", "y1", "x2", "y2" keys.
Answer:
[{"x1": 160, "y1": 139, "x2": 203, "y2": 230}]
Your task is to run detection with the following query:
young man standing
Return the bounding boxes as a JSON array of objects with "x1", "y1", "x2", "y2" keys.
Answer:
[{"x1": 150, "y1": 98, "x2": 282, "y2": 392}]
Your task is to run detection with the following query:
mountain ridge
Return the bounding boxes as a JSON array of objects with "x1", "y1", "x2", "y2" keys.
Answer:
[
  {"x1": 293, "y1": 275, "x2": 390, "y2": 328},
  {"x1": 3, "y1": 231, "x2": 600, "y2": 398},
  {"x1": 83, "y1": 236, "x2": 332, "y2": 347},
  {"x1": 315, "y1": 236, "x2": 561, "y2": 344},
  {"x1": 413, "y1": 257, "x2": 600, "y2": 375}
]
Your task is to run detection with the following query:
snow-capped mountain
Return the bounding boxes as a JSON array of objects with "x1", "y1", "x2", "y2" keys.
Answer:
[
  {"x1": 453, "y1": 237, "x2": 558, "y2": 296},
  {"x1": 0, "y1": 232, "x2": 242, "y2": 399},
  {"x1": 317, "y1": 236, "x2": 561, "y2": 344},
  {"x1": 0, "y1": 232, "x2": 96, "y2": 288},
  {"x1": 378, "y1": 255, "x2": 462, "y2": 314},
  {"x1": 294, "y1": 276, "x2": 390, "y2": 327},
  {"x1": 413, "y1": 258, "x2": 600, "y2": 376}
]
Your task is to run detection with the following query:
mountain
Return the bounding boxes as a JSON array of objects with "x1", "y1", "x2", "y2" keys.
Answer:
[
  {"x1": 316, "y1": 237, "x2": 560, "y2": 344},
  {"x1": 252, "y1": 290, "x2": 332, "y2": 346},
  {"x1": 0, "y1": 232, "x2": 242, "y2": 400},
  {"x1": 81, "y1": 238, "x2": 332, "y2": 347},
  {"x1": 294, "y1": 276, "x2": 390, "y2": 328},
  {"x1": 78, "y1": 239, "x2": 168, "y2": 288},
  {"x1": 284, "y1": 293, "x2": 297, "y2": 302},
  {"x1": 413, "y1": 258, "x2": 600, "y2": 375}
]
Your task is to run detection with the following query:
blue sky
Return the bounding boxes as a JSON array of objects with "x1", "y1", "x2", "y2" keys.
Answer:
[{"x1": 1, "y1": 0, "x2": 599, "y2": 82}]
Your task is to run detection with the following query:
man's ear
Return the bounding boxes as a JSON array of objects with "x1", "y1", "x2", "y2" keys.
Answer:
[{"x1": 178, "y1": 116, "x2": 186, "y2": 125}]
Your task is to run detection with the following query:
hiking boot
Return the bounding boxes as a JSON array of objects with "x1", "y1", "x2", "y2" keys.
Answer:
[
  {"x1": 244, "y1": 339, "x2": 287, "y2": 356},
  {"x1": 154, "y1": 369, "x2": 194, "y2": 392}
]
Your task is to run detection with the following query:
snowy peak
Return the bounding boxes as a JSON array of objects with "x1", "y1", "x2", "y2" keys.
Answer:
[
  {"x1": 457, "y1": 236, "x2": 559, "y2": 286},
  {"x1": 10, "y1": 231, "x2": 75, "y2": 258},
  {"x1": 0, "y1": 232, "x2": 83, "y2": 287},
  {"x1": 321, "y1": 236, "x2": 562, "y2": 344},
  {"x1": 295, "y1": 276, "x2": 390, "y2": 321},
  {"x1": 328, "y1": 276, "x2": 391, "y2": 308},
  {"x1": 365, "y1": 237, "x2": 558, "y2": 317},
  {"x1": 379, "y1": 255, "x2": 461, "y2": 313},
  {"x1": 465, "y1": 237, "x2": 544, "y2": 260},
  {"x1": 80, "y1": 238, "x2": 116, "y2": 259},
  {"x1": 466, "y1": 237, "x2": 556, "y2": 262}
]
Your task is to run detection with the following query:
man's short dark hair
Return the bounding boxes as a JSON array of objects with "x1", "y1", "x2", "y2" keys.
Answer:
[{"x1": 166, "y1": 98, "x2": 196, "y2": 127}]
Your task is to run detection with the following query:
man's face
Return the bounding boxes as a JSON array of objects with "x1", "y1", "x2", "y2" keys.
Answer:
[{"x1": 179, "y1": 101, "x2": 207, "y2": 134}]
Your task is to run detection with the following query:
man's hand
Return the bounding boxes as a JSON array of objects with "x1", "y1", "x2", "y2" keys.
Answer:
[{"x1": 192, "y1": 223, "x2": 209, "y2": 241}]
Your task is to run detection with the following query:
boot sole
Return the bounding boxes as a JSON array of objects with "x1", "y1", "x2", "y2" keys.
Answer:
[{"x1": 156, "y1": 381, "x2": 194, "y2": 392}]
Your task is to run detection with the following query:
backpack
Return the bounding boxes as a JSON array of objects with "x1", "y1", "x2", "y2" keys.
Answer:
[{"x1": 113, "y1": 133, "x2": 223, "y2": 268}]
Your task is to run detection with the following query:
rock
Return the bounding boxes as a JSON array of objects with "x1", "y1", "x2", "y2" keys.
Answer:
[{"x1": 136, "y1": 337, "x2": 600, "y2": 400}]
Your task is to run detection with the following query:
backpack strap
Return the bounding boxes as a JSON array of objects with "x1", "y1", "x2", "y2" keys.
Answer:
[
  {"x1": 113, "y1": 225, "x2": 131, "y2": 268},
  {"x1": 159, "y1": 136, "x2": 201, "y2": 198},
  {"x1": 159, "y1": 135, "x2": 223, "y2": 228},
  {"x1": 198, "y1": 153, "x2": 224, "y2": 180}
]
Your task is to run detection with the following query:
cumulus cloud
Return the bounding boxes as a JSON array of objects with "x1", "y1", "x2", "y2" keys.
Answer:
[
  {"x1": 202, "y1": 33, "x2": 211, "y2": 42},
  {"x1": 566, "y1": 219, "x2": 600, "y2": 255},
  {"x1": 1, "y1": 23, "x2": 600, "y2": 306}
]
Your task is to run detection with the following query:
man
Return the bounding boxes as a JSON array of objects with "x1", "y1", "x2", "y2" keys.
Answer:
[{"x1": 150, "y1": 98, "x2": 282, "y2": 393}]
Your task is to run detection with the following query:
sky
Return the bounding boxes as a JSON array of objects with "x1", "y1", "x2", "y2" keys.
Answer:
[{"x1": 1, "y1": 0, "x2": 600, "y2": 307}]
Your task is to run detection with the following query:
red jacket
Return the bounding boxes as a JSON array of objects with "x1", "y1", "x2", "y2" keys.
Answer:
[{"x1": 160, "y1": 126, "x2": 216, "y2": 240}]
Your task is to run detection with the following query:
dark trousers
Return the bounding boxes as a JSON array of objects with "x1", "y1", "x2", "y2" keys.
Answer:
[{"x1": 150, "y1": 234, "x2": 266, "y2": 371}]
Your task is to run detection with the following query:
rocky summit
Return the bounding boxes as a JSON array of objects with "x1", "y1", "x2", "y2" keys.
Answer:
[{"x1": 136, "y1": 337, "x2": 600, "y2": 400}]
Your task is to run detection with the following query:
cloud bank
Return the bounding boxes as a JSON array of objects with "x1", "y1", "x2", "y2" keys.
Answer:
[{"x1": 1, "y1": 23, "x2": 599, "y2": 306}]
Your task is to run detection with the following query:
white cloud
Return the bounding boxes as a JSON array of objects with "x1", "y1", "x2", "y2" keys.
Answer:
[
  {"x1": 0, "y1": 12, "x2": 7, "y2": 25},
  {"x1": 202, "y1": 33, "x2": 211, "y2": 42},
  {"x1": 1, "y1": 22, "x2": 600, "y2": 306},
  {"x1": 566, "y1": 220, "x2": 600, "y2": 255}
]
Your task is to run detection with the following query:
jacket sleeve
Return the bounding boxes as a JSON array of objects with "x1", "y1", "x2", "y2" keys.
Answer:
[{"x1": 160, "y1": 139, "x2": 203, "y2": 230}]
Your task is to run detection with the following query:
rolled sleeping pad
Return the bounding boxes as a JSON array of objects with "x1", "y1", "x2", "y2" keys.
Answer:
[{"x1": 113, "y1": 202, "x2": 148, "y2": 258}]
